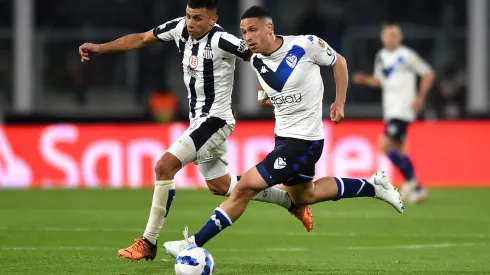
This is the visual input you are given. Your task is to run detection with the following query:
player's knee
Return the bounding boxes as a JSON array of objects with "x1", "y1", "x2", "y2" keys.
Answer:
[
  {"x1": 232, "y1": 182, "x2": 256, "y2": 201},
  {"x1": 154, "y1": 153, "x2": 181, "y2": 180},
  {"x1": 289, "y1": 194, "x2": 312, "y2": 206},
  {"x1": 380, "y1": 137, "x2": 395, "y2": 153},
  {"x1": 206, "y1": 179, "x2": 228, "y2": 196}
]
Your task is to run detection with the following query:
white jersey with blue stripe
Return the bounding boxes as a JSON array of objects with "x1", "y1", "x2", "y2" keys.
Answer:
[
  {"x1": 373, "y1": 45, "x2": 432, "y2": 122},
  {"x1": 153, "y1": 17, "x2": 251, "y2": 124},
  {"x1": 251, "y1": 35, "x2": 337, "y2": 140}
]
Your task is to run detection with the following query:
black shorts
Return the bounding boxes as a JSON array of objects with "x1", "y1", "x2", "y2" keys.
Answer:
[
  {"x1": 384, "y1": 119, "x2": 410, "y2": 143},
  {"x1": 256, "y1": 136, "x2": 324, "y2": 187}
]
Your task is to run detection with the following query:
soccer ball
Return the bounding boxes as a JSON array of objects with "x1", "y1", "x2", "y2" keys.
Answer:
[{"x1": 174, "y1": 246, "x2": 215, "y2": 275}]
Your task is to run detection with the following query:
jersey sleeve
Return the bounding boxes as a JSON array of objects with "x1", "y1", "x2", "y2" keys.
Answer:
[
  {"x1": 373, "y1": 52, "x2": 383, "y2": 80},
  {"x1": 406, "y1": 50, "x2": 432, "y2": 76},
  {"x1": 304, "y1": 35, "x2": 337, "y2": 66},
  {"x1": 214, "y1": 32, "x2": 252, "y2": 61},
  {"x1": 153, "y1": 17, "x2": 185, "y2": 42}
]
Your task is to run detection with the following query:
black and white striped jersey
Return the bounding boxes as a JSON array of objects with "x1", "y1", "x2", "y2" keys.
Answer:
[{"x1": 153, "y1": 17, "x2": 251, "y2": 124}]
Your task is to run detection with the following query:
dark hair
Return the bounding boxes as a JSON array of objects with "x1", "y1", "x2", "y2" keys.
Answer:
[
  {"x1": 382, "y1": 20, "x2": 400, "y2": 27},
  {"x1": 188, "y1": 0, "x2": 218, "y2": 10},
  {"x1": 241, "y1": 6, "x2": 272, "y2": 20}
]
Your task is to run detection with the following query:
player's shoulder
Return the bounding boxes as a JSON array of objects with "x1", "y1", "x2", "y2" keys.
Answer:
[
  {"x1": 291, "y1": 35, "x2": 320, "y2": 48},
  {"x1": 398, "y1": 45, "x2": 419, "y2": 58},
  {"x1": 293, "y1": 35, "x2": 333, "y2": 54},
  {"x1": 210, "y1": 25, "x2": 240, "y2": 46},
  {"x1": 210, "y1": 26, "x2": 245, "y2": 50},
  {"x1": 163, "y1": 16, "x2": 186, "y2": 35},
  {"x1": 167, "y1": 16, "x2": 186, "y2": 29},
  {"x1": 212, "y1": 28, "x2": 239, "y2": 42}
]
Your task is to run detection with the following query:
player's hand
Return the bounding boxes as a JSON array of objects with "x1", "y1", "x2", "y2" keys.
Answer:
[
  {"x1": 353, "y1": 72, "x2": 368, "y2": 84},
  {"x1": 330, "y1": 102, "x2": 345, "y2": 124},
  {"x1": 411, "y1": 95, "x2": 425, "y2": 113},
  {"x1": 79, "y1": 43, "x2": 102, "y2": 63}
]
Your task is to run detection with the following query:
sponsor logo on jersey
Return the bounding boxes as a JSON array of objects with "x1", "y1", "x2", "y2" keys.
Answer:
[
  {"x1": 307, "y1": 36, "x2": 314, "y2": 44},
  {"x1": 189, "y1": 55, "x2": 199, "y2": 69},
  {"x1": 237, "y1": 40, "x2": 248, "y2": 53},
  {"x1": 270, "y1": 93, "x2": 302, "y2": 105}
]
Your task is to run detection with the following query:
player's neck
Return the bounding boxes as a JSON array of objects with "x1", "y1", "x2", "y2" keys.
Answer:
[
  {"x1": 384, "y1": 45, "x2": 401, "y2": 52},
  {"x1": 263, "y1": 35, "x2": 283, "y2": 55},
  {"x1": 193, "y1": 26, "x2": 213, "y2": 41}
]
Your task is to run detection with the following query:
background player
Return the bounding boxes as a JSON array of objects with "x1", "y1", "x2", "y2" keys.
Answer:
[
  {"x1": 163, "y1": 6, "x2": 405, "y2": 256},
  {"x1": 78, "y1": 0, "x2": 311, "y2": 261},
  {"x1": 353, "y1": 22, "x2": 435, "y2": 204}
]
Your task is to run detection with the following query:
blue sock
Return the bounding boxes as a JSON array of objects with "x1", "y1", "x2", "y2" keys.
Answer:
[
  {"x1": 387, "y1": 150, "x2": 415, "y2": 181},
  {"x1": 334, "y1": 177, "x2": 375, "y2": 200},
  {"x1": 194, "y1": 207, "x2": 232, "y2": 247}
]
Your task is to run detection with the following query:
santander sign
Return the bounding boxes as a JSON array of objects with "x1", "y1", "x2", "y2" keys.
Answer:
[{"x1": 0, "y1": 122, "x2": 394, "y2": 189}]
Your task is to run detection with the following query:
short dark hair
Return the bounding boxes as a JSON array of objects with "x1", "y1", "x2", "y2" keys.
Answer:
[
  {"x1": 382, "y1": 20, "x2": 400, "y2": 27},
  {"x1": 188, "y1": 0, "x2": 218, "y2": 10},
  {"x1": 241, "y1": 6, "x2": 272, "y2": 20}
]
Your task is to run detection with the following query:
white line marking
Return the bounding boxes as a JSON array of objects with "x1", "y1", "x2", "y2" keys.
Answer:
[
  {"x1": 0, "y1": 246, "x2": 308, "y2": 252},
  {"x1": 0, "y1": 246, "x2": 114, "y2": 251},
  {"x1": 2, "y1": 243, "x2": 483, "y2": 253},
  {"x1": 1, "y1": 226, "x2": 489, "y2": 239},
  {"x1": 265, "y1": 247, "x2": 308, "y2": 252},
  {"x1": 346, "y1": 242, "x2": 487, "y2": 250}
]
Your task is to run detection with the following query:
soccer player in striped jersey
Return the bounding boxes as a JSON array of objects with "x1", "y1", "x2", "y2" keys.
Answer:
[
  {"x1": 79, "y1": 0, "x2": 312, "y2": 261},
  {"x1": 163, "y1": 6, "x2": 405, "y2": 257}
]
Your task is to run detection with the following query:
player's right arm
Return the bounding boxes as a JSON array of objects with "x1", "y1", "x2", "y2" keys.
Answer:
[
  {"x1": 352, "y1": 73, "x2": 381, "y2": 88},
  {"x1": 79, "y1": 17, "x2": 184, "y2": 62},
  {"x1": 353, "y1": 53, "x2": 382, "y2": 88}
]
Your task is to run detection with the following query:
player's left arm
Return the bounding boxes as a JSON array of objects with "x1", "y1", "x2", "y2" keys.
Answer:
[
  {"x1": 306, "y1": 36, "x2": 348, "y2": 123},
  {"x1": 330, "y1": 53, "x2": 348, "y2": 123},
  {"x1": 408, "y1": 51, "x2": 436, "y2": 112},
  {"x1": 215, "y1": 32, "x2": 253, "y2": 62}
]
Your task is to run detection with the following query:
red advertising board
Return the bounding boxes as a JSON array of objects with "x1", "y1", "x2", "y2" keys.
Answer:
[{"x1": 0, "y1": 121, "x2": 489, "y2": 188}]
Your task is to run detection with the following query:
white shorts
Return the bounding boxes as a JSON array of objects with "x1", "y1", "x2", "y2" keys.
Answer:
[{"x1": 167, "y1": 116, "x2": 234, "y2": 180}]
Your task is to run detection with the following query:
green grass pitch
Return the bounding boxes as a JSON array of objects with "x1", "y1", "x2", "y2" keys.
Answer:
[{"x1": 1, "y1": 188, "x2": 489, "y2": 274}]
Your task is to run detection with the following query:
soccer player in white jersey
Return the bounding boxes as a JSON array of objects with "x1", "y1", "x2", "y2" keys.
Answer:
[
  {"x1": 353, "y1": 22, "x2": 435, "y2": 204},
  {"x1": 163, "y1": 6, "x2": 405, "y2": 257},
  {"x1": 78, "y1": 0, "x2": 313, "y2": 261}
]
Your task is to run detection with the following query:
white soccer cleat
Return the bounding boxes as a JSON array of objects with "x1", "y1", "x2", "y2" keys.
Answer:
[
  {"x1": 408, "y1": 188, "x2": 428, "y2": 204},
  {"x1": 163, "y1": 226, "x2": 195, "y2": 258},
  {"x1": 369, "y1": 171, "x2": 405, "y2": 213},
  {"x1": 400, "y1": 178, "x2": 418, "y2": 202}
]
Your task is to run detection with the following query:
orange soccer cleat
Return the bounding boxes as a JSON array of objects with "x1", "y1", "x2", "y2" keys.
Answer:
[
  {"x1": 118, "y1": 238, "x2": 157, "y2": 261},
  {"x1": 289, "y1": 205, "x2": 313, "y2": 232}
]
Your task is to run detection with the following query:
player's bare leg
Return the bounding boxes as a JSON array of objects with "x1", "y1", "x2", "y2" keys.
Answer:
[
  {"x1": 118, "y1": 152, "x2": 180, "y2": 261},
  {"x1": 205, "y1": 166, "x2": 312, "y2": 231},
  {"x1": 163, "y1": 170, "x2": 403, "y2": 258},
  {"x1": 381, "y1": 136, "x2": 427, "y2": 203}
]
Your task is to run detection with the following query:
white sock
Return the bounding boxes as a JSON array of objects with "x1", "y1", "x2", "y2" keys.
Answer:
[
  {"x1": 226, "y1": 175, "x2": 292, "y2": 210},
  {"x1": 143, "y1": 180, "x2": 176, "y2": 245}
]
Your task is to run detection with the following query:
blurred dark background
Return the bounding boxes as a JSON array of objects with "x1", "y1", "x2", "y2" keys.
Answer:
[{"x1": 0, "y1": 0, "x2": 487, "y2": 123}]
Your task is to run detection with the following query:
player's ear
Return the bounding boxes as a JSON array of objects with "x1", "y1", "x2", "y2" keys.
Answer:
[
  {"x1": 210, "y1": 14, "x2": 218, "y2": 25},
  {"x1": 266, "y1": 23, "x2": 274, "y2": 36}
]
